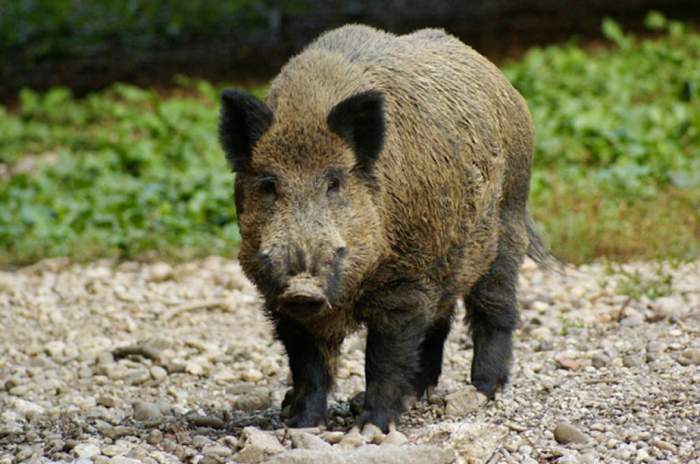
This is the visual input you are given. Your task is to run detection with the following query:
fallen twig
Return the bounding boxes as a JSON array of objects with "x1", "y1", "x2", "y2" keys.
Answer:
[
  {"x1": 164, "y1": 299, "x2": 232, "y2": 321},
  {"x1": 505, "y1": 421, "x2": 527, "y2": 432},
  {"x1": 584, "y1": 377, "x2": 619, "y2": 385},
  {"x1": 112, "y1": 345, "x2": 161, "y2": 362}
]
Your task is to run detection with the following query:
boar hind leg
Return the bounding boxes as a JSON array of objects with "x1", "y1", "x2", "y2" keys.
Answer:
[
  {"x1": 274, "y1": 316, "x2": 335, "y2": 427},
  {"x1": 414, "y1": 316, "x2": 451, "y2": 399},
  {"x1": 464, "y1": 249, "x2": 521, "y2": 399},
  {"x1": 361, "y1": 318, "x2": 427, "y2": 432}
]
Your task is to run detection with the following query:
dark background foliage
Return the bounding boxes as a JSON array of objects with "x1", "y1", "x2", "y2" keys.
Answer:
[{"x1": 1, "y1": 0, "x2": 698, "y2": 98}]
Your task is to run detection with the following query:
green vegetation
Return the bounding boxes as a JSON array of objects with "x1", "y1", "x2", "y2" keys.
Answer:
[
  {"x1": 504, "y1": 13, "x2": 700, "y2": 263},
  {"x1": 0, "y1": 14, "x2": 698, "y2": 266},
  {"x1": 602, "y1": 260, "x2": 674, "y2": 300},
  {"x1": 614, "y1": 267, "x2": 673, "y2": 300},
  {"x1": 0, "y1": 80, "x2": 247, "y2": 264}
]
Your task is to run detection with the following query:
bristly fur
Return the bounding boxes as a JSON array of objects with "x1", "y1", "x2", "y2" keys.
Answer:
[{"x1": 218, "y1": 24, "x2": 546, "y2": 432}]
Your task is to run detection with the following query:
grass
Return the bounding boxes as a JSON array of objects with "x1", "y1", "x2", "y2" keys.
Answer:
[
  {"x1": 602, "y1": 261, "x2": 675, "y2": 300},
  {"x1": 530, "y1": 180, "x2": 699, "y2": 263},
  {"x1": 0, "y1": 13, "x2": 698, "y2": 267},
  {"x1": 505, "y1": 13, "x2": 700, "y2": 263}
]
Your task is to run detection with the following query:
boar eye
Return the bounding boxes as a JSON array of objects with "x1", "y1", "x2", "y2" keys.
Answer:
[
  {"x1": 327, "y1": 176, "x2": 341, "y2": 195},
  {"x1": 259, "y1": 178, "x2": 277, "y2": 198}
]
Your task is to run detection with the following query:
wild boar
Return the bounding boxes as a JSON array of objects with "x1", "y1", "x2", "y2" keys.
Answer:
[{"x1": 219, "y1": 24, "x2": 546, "y2": 431}]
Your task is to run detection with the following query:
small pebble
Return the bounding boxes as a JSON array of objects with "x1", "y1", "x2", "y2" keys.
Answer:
[
  {"x1": 3, "y1": 377, "x2": 20, "y2": 391},
  {"x1": 188, "y1": 414, "x2": 225, "y2": 429},
  {"x1": 193, "y1": 435, "x2": 213, "y2": 448},
  {"x1": 646, "y1": 341, "x2": 665, "y2": 353},
  {"x1": 382, "y1": 430, "x2": 408, "y2": 446},
  {"x1": 203, "y1": 445, "x2": 233, "y2": 457},
  {"x1": 555, "y1": 356, "x2": 580, "y2": 371},
  {"x1": 623, "y1": 354, "x2": 644, "y2": 367},
  {"x1": 320, "y1": 431, "x2": 345, "y2": 444},
  {"x1": 620, "y1": 313, "x2": 644, "y2": 327},
  {"x1": 106, "y1": 365, "x2": 129, "y2": 380},
  {"x1": 149, "y1": 263, "x2": 173, "y2": 282},
  {"x1": 636, "y1": 448, "x2": 650, "y2": 461},
  {"x1": 111, "y1": 458, "x2": 142, "y2": 464},
  {"x1": 132, "y1": 401, "x2": 160, "y2": 422},
  {"x1": 220, "y1": 435, "x2": 239, "y2": 449},
  {"x1": 444, "y1": 386, "x2": 487, "y2": 416},
  {"x1": 536, "y1": 339, "x2": 555, "y2": 352},
  {"x1": 150, "y1": 365, "x2": 168, "y2": 382},
  {"x1": 101, "y1": 444, "x2": 126, "y2": 457},
  {"x1": 651, "y1": 438, "x2": 676, "y2": 453},
  {"x1": 73, "y1": 443, "x2": 101, "y2": 458},
  {"x1": 101, "y1": 426, "x2": 136, "y2": 439},
  {"x1": 589, "y1": 422, "x2": 606, "y2": 432},
  {"x1": 97, "y1": 395, "x2": 118, "y2": 408},
  {"x1": 554, "y1": 422, "x2": 590, "y2": 445},
  {"x1": 677, "y1": 348, "x2": 700, "y2": 366},
  {"x1": 128, "y1": 368, "x2": 151, "y2": 385},
  {"x1": 652, "y1": 296, "x2": 687, "y2": 320},
  {"x1": 591, "y1": 352, "x2": 609, "y2": 369},
  {"x1": 241, "y1": 368, "x2": 264, "y2": 382},
  {"x1": 531, "y1": 326, "x2": 552, "y2": 341},
  {"x1": 337, "y1": 427, "x2": 366, "y2": 449},
  {"x1": 97, "y1": 351, "x2": 114, "y2": 366},
  {"x1": 147, "y1": 429, "x2": 163, "y2": 445},
  {"x1": 234, "y1": 386, "x2": 272, "y2": 412},
  {"x1": 290, "y1": 431, "x2": 332, "y2": 450},
  {"x1": 361, "y1": 423, "x2": 385, "y2": 444}
]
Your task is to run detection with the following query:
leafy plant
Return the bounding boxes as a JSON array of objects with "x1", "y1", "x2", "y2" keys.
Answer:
[
  {"x1": 504, "y1": 12, "x2": 700, "y2": 263},
  {"x1": 613, "y1": 266, "x2": 673, "y2": 300},
  {"x1": 0, "y1": 13, "x2": 698, "y2": 266},
  {"x1": 0, "y1": 78, "x2": 243, "y2": 265}
]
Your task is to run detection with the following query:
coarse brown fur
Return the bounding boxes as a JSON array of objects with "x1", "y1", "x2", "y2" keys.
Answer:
[{"x1": 219, "y1": 24, "x2": 540, "y2": 431}]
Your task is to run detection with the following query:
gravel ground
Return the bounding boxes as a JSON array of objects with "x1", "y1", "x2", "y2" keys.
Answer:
[{"x1": 1, "y1": 257, "x2": 698, "y2": 463}]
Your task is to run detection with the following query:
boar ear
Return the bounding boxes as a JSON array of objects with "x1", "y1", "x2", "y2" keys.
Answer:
[
  {"x1": 327, "y1": 90, "x2": 385, "y2": 174},
  {"x1": 219, "y1": 89, "x2": 273, "y2": 172}
]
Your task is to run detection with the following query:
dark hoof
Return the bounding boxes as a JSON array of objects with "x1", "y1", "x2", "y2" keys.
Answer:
[
  {"x1": 286, "y1": 412, "x2": 326, "y2": 428},
  {"x1": 358, "y1": 409, "x2": 397, "y2": 433},
  {"x1": 281, "y1": 389, "x2": 327, "y2": 427},
  {"x1": 471, "y1": 374, "x2": 507, "y2": 400}
]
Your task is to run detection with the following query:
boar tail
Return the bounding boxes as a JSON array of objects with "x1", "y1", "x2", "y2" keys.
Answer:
[{"x1": 525, "y1": 215, "x2": 561, "y2": 270}]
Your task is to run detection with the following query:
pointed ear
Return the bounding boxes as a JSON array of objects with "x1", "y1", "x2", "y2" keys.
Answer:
[
  {"x1": 219, "y1": 89, "x2": 273, "y2": 172},
  {"x1": 327, "y1": 90, "x2": 385, "y2": 174}
]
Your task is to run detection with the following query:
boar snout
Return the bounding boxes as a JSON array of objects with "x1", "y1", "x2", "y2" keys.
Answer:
[{"x1": 278, "y1": 274, "x2": 329, "y2": 318}]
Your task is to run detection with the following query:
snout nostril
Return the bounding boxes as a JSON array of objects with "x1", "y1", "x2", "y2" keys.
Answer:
[
  {"x1": 280, "y1": 294, "x2": 325, "y2": 305},
  {"x1": 278, "y1": 294, "x2": 328, "y2": 318}
]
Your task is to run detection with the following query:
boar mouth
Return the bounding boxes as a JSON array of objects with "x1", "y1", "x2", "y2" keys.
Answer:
[{"x1": 277, "y1": 275, "x2": 330, "y2": 318}]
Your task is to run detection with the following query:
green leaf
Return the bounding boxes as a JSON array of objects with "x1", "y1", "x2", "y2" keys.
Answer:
[{"x1": 645, "y1": 11, "x2": 667, "y2": 30}]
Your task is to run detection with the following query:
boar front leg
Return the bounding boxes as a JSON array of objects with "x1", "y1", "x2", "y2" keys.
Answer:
[
  {"x1": 360, "y1": 314, "x2": 427, "y2": 432},
  {"x1": 274, "y1": 316, "x2": 335, "y2": 427}
]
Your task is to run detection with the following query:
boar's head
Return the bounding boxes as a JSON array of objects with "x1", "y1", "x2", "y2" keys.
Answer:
[{"x1": 219, "y1": 89, "x2": 387, "y2": 319}]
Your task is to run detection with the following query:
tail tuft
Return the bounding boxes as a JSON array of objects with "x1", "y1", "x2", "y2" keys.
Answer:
[{"x1": 526, "y1": 216, "x2": 562, "y2": 270}]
